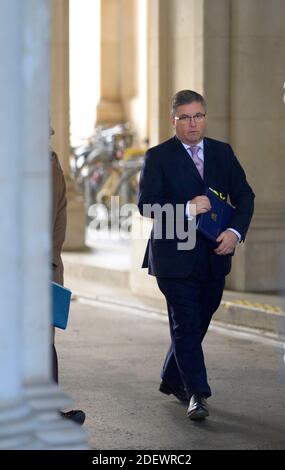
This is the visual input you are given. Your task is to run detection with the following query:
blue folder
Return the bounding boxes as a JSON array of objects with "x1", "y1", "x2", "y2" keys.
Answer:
[
  {"x1": 197, "y1": 188, "x2": 235, "y2": 244},
  {"x1": 51, "y1": 282, "x2": 72, "y2": 329}
]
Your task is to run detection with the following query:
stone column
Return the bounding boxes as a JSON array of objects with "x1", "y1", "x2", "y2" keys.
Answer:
[
  {"x1": 146, "y1": 0, "x2": 231, "y2": 144},
  {"x1": 0, "y1": 0, "x2": 87, "y2": 449},
  {"x1": 203, "y1": 0, "x2": 231, "y2": 142},
  {"x1": 96, "y1": 0, "x2": 125, "y2": 124},
  {"x1": 147, "y1": 0, "x2": 173, "y2": 146},
  {"x1": 147, "y1": 0, "x2": 208, "y2": 147},
  {"x1": 0, "y1": 0, "x2": 36, "y2": 449},
  {"x1": 51, "y1": 0, "x2": 86, "y2": 250},
  {"x1": 226, "y1": 0, "x2": 285, "y2": 292},
  {"x1": 120, "y1": 0, "x2": 148, "y2": 144},
  {"x1": 96, "y1": 0, "x2": 148, "y2": 141},
  {"x1": 22, "y1": 0, "x2": 88, "y2": 449},
  {"x1": 132, "y1": 0, "x2": 285, "y2": 294}
]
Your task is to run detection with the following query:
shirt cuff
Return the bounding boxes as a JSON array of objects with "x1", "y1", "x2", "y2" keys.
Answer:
[
  {"x1": 227, "y1": 228, "x2": 241, "y2": 243},
  {"x1": 185, "y1": 201, "x2": 195, "y2": 220}
]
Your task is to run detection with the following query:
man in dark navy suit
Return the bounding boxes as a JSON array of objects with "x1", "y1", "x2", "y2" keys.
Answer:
[{"x1": 138, "y1": 90, "x2": 254, "y2": 420}]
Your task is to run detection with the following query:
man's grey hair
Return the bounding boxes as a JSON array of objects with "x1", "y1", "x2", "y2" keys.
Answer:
[{"x1": 171, "y1": 90, "x2": 207, "y2": 117}]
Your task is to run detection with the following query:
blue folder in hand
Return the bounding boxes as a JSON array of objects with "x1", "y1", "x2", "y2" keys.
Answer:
[
  {"x1": 52, "y1": 282, "x2": 72, "y2": 329},
  {"x1": 197, "y1": 188, "x2": 235, "y2": 244}
]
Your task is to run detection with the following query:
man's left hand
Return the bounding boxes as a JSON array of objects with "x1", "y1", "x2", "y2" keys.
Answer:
[{"x1": 214, "y1": 230, "x2": 239, "y2": 255}]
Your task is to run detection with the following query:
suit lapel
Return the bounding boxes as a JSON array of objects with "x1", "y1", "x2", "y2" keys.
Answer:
[
  {"x1": 203, "y1": 138, "x2": 216, "y2": 187},
  {"x1": 170, "y1": 136, "x2": 204, "y2": 184}
]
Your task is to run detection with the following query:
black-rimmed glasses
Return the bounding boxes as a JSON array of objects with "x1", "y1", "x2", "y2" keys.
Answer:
[{"x1": 174, "y1": 113, "x2": 206, "y2": 124}]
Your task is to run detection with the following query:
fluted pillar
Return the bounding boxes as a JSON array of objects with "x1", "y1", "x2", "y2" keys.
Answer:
[
  {"x1": 96, "y1": 0, "x2": 148, "y2": 142},
  {"x1": 148, "y1": 0, "x2": 230, "y2": 142},
  {"x1": 132, "y1": 0, "x2": 285, "y2": 297},
  {"x1": 51, "y1": 0, "x2": 86, "y2": 250},
  {"x1": 0, "y1": 0, "x2": 88, "y2": 449},
  {"x1": 22, "y1": 1, "x2": 88, "y2": 449},
  {"x1": 147, "y1": 0, "x2": 172, "y2": 146},
  {"x1": 25, "y1": 0, "x2": 87, "y2": 448},
  {"x1": 0, "y1": 0, "x2": 36, "y2": 449},
  {"x1": 226, "y1": 0, "x2": 285, "y2": 291},
  {"x1": 203, "y1": 0, "x2": 231, "y2": 142},
  {"x1": 96, "y1": 0, "x2": 125, "y2": 124},
  {"x1": 147, "y1": 0, "x2": 208, "y2": 146}
]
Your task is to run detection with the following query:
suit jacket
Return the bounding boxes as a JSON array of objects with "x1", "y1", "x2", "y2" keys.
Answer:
[
  {"x1": 51, "y1": 151, "x2": 67, "y2": 285},
  {"x1": 138, "y1": 136, "x2": 255, "y2": 279}
]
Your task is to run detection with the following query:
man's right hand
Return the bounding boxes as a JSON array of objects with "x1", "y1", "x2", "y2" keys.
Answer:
[{"x1": 189, "y1": 196, "x2": 211, "y2": 215}]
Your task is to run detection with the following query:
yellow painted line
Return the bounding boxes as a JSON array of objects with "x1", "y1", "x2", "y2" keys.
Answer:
[{"x1": 222, "y1": 299, "x2": 284, "y2": 314}]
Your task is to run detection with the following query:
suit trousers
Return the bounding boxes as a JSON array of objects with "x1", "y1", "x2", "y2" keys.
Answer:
[
  {"x1": 52, "y1": 344, "x2": 59, "y2": 383},
  {"x1": 51, "y1": 328, "x2": 59, "y2": 384},
  {"x1": 156, "y1": 249, "x2": 225, "y2": 398}
]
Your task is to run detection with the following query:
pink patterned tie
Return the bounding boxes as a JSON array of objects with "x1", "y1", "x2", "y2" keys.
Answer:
[{"x1": 189, "y1": 145, "x2": 203, "y2": 178}]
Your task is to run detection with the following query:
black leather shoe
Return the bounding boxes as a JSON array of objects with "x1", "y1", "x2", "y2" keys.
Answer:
[
  {"x1": 187, "y1": 394, "x2": 209, "y2": 420},
  {"x1": 60, "y1": 409, "x2": 86, "y2": 425},
  {"x1": 159, "y1": 380, "x2": 189, "y2": 403}
]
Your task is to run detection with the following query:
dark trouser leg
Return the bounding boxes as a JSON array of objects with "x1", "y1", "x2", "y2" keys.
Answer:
[
  {"x1": 157, "y1": 276, "x2": 222, "y2": 399},
  {"x1": 52, "y1": 344, "x2": 59, "y2": 384},
  {"x1": 159, "y1": 276, "x2": 225, "y2": 391},
  {"x1": 161, "y1": 338, "x2": 184, "y2": 389},
  {"x1": 200, "y1": 277, "x2": 225, "y2": 340}
]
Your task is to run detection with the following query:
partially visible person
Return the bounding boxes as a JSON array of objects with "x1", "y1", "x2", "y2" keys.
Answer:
[{"x1": 50, "y1": 125, "x2": 85, "y2": 426}]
